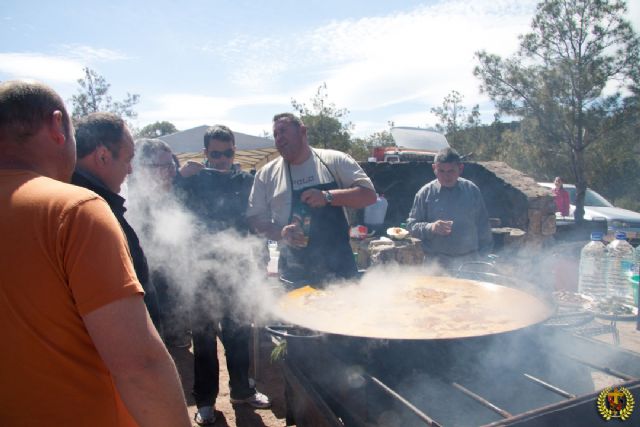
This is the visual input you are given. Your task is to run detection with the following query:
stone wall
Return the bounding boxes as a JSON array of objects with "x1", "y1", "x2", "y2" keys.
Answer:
[
  {"x1": 350, "y1": 237, "x2": 424, "y2": 269},
  {"x1": 477, "y1": 161, "x2": 557, "y2": 244}
]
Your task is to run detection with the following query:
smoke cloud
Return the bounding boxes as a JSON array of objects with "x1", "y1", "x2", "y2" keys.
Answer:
[
  {"x1": 125, "y1": 167, "x2": 279, "y2": 328},
  {"x1": 122, "y1": 165, "x2": 633, "y2": 424}
]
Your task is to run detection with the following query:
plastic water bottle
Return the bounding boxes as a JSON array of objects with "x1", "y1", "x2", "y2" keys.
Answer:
[
  {"x1": 633, "y1": 243, "x2": 640, "y2": 305},
  {"x1": 364, "y1": 194, "x2": 388, "y2": 228},
  {"x1": 292, "y1": 204, "x2": 312, "y2": 247},
  {"x1": 578, "y1": 232, "x2": 608, "y2": 298},
  {"x1": 267, "y1": 240, "x2": 279, "y2": 276},
  {"x1": 635, "y1": 245, "x2": 640, "y2": 330},
  {"x1": 267, "y1": 240, "x2": 279, "y2": 259},
  {"x1": 606, "y1": 231, "x2": 635, "y2": 302}
]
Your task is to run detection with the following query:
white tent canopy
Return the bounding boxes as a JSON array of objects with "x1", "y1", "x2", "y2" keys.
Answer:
[{"x1": 159, "y1": 125, "x2": 274, "y2": 154}]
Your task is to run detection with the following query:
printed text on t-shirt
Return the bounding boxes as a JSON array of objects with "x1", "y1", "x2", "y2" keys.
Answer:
[{"x1": 293, "y1": 175, "x2": 315, "y2": 188}]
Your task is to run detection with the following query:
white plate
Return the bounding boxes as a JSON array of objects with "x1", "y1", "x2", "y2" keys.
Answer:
[{"x1": 387, "y1": 227, "x2": 409, "y2": 240}]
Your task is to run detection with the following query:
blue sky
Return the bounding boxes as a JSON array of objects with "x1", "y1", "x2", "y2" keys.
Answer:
[{"x1": 2, "y1": 0, "x2": 638, "y2": 137}]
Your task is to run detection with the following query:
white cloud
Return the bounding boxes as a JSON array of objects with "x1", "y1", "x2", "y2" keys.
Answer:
[
  {"x1": 197, "y1": 35, "x2": 291, "y2": 92},
  {"x1": 0, "y1": 53, "x2": 85, "y2": 83},
  {"x1": 141, "y1": 0, "x2": 637, "y2": 136},
  {"x1": 351, "y1": 120, "x2": 386, "y2": 138},
  {"x1": 352, "y1": 110, "x2": 442, "y2": 139},
  {"x1": 60, "y1": 44, "x2": 129, "y2": 62},
  {"x1": 137, "y1": 92, "x2": 290, "y2": 134},
  {"x1": 202, "y1": 0, "x2": 536, "y2": 119},
  {"x1": 0, "y1": 44, "x2": 128, "y2": 86},
  {"x1": 629, "y1": 1, "x2": 640, "y2": 32},
  {"x1": 135, "y1": 0, "x2": 538, "y2": 135},
  {"x1": 391, "y1": 110, "x2": 437, "y2": 129},
  {"x1": 313, "y1": 0, "x2": 536, "y2": 111}
]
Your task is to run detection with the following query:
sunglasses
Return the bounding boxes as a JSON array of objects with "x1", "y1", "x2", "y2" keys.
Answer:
[{"x1": 207, "y1": 149, "x2": 234, "y2": 159}]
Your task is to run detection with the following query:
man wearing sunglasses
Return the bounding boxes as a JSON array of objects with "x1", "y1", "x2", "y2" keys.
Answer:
[
  {"x1": 177, "y1": 125, "x2": 271, "y2": 425},
  {"x1": 178, "y1": 138, "x2": 235, "y2": 177}
]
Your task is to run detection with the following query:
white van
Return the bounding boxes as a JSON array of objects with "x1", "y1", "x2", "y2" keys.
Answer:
[{"x1": 539, "y1": 182, "x2": 640, "y2": 242}]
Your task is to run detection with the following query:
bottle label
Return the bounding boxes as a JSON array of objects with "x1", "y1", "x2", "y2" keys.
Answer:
[{"x1": 621, "y1": 260, "x2": 634, "y2": 275}]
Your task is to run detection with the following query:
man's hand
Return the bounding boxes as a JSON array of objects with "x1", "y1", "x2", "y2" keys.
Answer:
[
  {"x1": 300, "y1": 188, "x2": 327, "y2": 208},
  {"x1": 281, "y1": 223, "x2": 308, "y2": 247},
  {"x1": 431, "y1": 220, "x2": 453, "y2": 236},
  {"x1": 179, "y1": 160, "x2": 204, "y2": 178}
]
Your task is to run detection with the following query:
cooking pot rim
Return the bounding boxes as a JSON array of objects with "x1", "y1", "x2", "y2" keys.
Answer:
[
  {"x1": 265, "y1": 321, "x2": 551, "y2": 342},
  {"x1": 273, "y1": 271, "x2": 557, "y2": 341}
]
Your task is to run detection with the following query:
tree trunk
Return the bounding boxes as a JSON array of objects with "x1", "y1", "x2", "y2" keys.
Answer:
[{"x1": 572, "y1": 147, "x2": 587, "y2": 224}]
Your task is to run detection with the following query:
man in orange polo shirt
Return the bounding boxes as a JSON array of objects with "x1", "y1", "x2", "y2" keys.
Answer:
[{"x1": 0, "y1": 80, "x2": 190, "y2": 426}]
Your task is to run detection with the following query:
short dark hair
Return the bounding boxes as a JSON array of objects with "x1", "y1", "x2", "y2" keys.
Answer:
[
  {"x1": 172, "y1": 154, "x2": 180, "y2": 170},
  {"x1": 135, "y1": 138, "x2": 172, "y2": 166},
  {"x1": 204, "y1": 125, "x2": 235, "y2": 150},
  {"x1": 74, "y1": 112, "x2": 127, "y2": 159},
  {"x1": 0, "y1": 80, "x2": 71, "y2": 144},
  {"x1": 272, "y1": 112, "x2": 303, "y2": 128},
  {"x1": 435, "y1": 147, "x2": 461, "y2": 164}
]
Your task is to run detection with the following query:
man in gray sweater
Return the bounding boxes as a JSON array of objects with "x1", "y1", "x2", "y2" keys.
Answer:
[{"x1": 406, "y1": 147, "x2": 493, "y2": 268}]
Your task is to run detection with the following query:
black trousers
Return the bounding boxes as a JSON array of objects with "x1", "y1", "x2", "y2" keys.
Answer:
[
  {"x1": 192, "y1": 312, "x2": 255, "y2": 408},
  {"x1": 152, "y1": 269, "x2": 189, "y2": 343}
]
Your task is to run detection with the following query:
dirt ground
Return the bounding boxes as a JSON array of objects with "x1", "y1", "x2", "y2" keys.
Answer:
[
  {"x1": 168, "y1": 330, "x2": 288, "y2": 427},
  {"x1": 594, "y1": 317, "x2": 640, "y2": 350}
]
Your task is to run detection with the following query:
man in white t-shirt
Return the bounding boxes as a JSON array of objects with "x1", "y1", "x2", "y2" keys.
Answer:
[{"x1": 247, "y1": 113, "x2": 376, "y2": 284}]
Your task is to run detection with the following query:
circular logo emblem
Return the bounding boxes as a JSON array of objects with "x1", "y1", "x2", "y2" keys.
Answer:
[{"x1": 597, "y1": 386, "x2": 635, "y2": 421}]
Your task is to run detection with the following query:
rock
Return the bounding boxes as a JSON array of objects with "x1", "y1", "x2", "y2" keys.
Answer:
[
  {"x1": 541, "y1": 214, "x2": 557, "y2": 236},
  {"x1": 368, "y1": 237, "x2": 424, "y2": 266}
]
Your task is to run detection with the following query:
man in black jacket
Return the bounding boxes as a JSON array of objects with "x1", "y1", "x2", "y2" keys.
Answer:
[
  {"x1": 71, "y1": 112, "x2": 162, "y2": 332},
  {"x1": 178, "y1": 125, "x2": 270, "y2": 426}
]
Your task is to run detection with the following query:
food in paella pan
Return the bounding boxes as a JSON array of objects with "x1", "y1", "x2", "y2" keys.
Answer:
[{"x1": 278, "y1": 275, "x2": 554, "y2": 340}]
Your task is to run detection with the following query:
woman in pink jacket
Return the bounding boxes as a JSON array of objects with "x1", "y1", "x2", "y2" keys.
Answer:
[{"x1": 553, "y1": 176, "x2": 571, "y2": 216}]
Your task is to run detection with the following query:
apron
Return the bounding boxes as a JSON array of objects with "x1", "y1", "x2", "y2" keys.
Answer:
[{"x1": 278, "y1": 153, "x2": 357, "y2": 286}]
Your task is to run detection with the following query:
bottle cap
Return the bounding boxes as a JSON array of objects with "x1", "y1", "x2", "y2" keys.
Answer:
[
  {"x1": 590, "y1": 232, "x2": 603, "y2": 240},
  {"x1": 615, "y1": 231, "x2": 627, "y2": 240}
]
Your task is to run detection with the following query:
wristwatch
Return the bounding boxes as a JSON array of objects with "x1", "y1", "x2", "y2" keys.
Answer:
[{"x1": 323, "y1": 190, "x2": 334, "y2": 205}]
